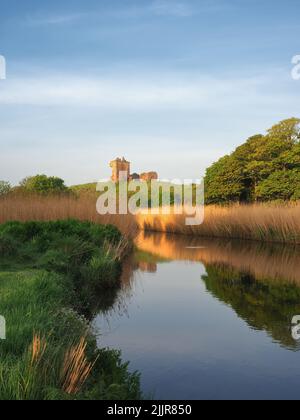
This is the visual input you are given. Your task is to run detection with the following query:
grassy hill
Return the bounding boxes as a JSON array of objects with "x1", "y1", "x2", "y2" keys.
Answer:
[{"x1": 70, "y1": 183, "x2": 98, "y2": 194}]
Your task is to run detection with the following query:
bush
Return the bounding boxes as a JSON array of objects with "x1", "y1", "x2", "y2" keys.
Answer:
[
  {"x1": 38, "y1": 249, "x2": 71, "y2": 273},
  {"x1": 20, "y1": 175, "x2": 68, "y2": 195},
  {"x1": 0, "y1": 220, "x2": 124, "y2": 314},
  {"x1": 0, "y1": 220, "x2": 121, "y2": 246},
  {"x1": 0, "y1": 233, "x2": 19, "y2": 257},
  {"x1": 0, "y1": 181, "x2": 11, "y2": 196},
  {"x1": 80, "y1": 254, "x2": 120, "y2": 290}
]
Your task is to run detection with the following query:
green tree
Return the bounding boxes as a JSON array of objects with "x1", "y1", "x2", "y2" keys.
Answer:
[
  {"x1": 204, "y1": 118, "x2": 300, "y2": 203},
  {"x1": 0, "y1": 181, "x2": 11, "y2": 196},
  {"x1": 256, "y1": 169, "x2": 300, "y2": 201},
  {"x1": 20, "y1": 175, "x2": 68, "y2": 194},
  {"x1": 275, "y1": 142, "x2": 300, "y2": 170},
  {"x1": 205, "y1": 155, "x2": 245, "y2": 204},
  {"x1": 267, "y1": 117, "x2": 300, "y2": 144}
]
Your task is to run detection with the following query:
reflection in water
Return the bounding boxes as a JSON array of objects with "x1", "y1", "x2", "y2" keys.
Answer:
[
  {"x1": 202, "y1": 265, "x2": 300, "y2": 350},
  {"x1": 138, "y1": 261, "x2": 158, "y2": 273},
  {"x1": 135, "y1": 231, "x2": 300, "y2": 284},
  {"x1": 95, "y1": 231, "x2": 300, "y2": 399},
  {"x1": 131, "y1": 232, "x2": 300, "y2": 350}
]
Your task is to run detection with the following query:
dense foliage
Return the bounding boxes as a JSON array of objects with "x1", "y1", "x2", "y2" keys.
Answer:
[
  {"x1": 20, "y1": 174, "x2": 68, "y2": 194},
  {"x1": 205, "y1": 118, "x2": 300, "y2": 203},
  {"x1": 0, "y1": 220, "x2": 141, "y2": 400},
  {"x1": 0, "y1": 181, "x2": 11, "y2": 196}
]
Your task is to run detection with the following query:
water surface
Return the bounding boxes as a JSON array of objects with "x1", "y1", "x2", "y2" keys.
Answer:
[{"x1": 95, "y1": 232, "x2": 300, "y2": 400}]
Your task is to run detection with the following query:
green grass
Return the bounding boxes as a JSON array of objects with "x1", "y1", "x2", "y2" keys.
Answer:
[
  {"x1": 70, "y1": 180, "x2": 183, "y2": 208},
  {"x1": 70, "y1": 183, "x2": 98, "y2": 194},
  {"x1": 0, "y1": 220, "x2": 142, "y2": 400}
]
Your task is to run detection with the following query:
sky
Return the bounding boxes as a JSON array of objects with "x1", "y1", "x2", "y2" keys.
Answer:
[{"x1": 0, "y1": 0, "x2": 299, "y2": 185}]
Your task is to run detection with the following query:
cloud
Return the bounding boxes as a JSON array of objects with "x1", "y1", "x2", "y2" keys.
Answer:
[
  {"x1": 0, "y1": 71, "x2": 294, "y2": 111},
  {"x1": 23, "y1": 0, "x2": 231, "y2": 28},
  {"x1": 0, "y1": 69, "x2": 298, "y2": 186},
  {"x1": 25, "y1": 13, "x2": 87, "y2": 26},
  {"x1": 25, "y1": 1, "x2": 194, "y2": 26}
]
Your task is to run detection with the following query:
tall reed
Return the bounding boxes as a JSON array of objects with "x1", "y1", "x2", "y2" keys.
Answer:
[
  {"x1": 137, "y1": 203, "x2": 300, "y2": 245},
  {"x1": 61, "y1": 336, "x2": 97, "y2": 395},
  {"x1": 0, "y1": 193, "x2": 137, "y2": 237},
  {"x1": 1, "y1": 194, "x2": 300, "y2": 245}
]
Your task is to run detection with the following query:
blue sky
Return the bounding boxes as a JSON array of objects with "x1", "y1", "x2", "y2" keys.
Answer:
[{"x1": 0, "y1": 0, "x2": 299, "y2": 185}]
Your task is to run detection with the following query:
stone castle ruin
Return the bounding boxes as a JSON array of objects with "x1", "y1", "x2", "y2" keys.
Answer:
[{"x1": 110, "y1": 157, "x2": 158, "y2": 182}]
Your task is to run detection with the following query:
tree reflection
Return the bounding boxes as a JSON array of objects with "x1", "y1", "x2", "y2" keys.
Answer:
[{"x1": 202, "y1": 264, "x2": 300, "y2": 350}]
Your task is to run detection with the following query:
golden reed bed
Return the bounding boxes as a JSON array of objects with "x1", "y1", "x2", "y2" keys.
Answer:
[
  {"x1": 1, "y1": 194, "x2": 300, "y2": 245},
  {"x1": 137, "y1": 203, "x2": 300, "y2": 244},
  {"x1": 0, "y1": 194, "x2": 137, "y2": 236}
]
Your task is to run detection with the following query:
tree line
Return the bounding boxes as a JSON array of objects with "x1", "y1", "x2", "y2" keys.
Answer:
[{"x1": 0, "y1": 175, "x2": 69, "y2": 196}]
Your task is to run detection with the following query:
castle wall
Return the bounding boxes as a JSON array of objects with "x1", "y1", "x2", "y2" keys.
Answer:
[
  {"x1": 110, "y1": 158, "x2": 158, "y2": 182},
  {"x1": 140, "y1": 172, "x2": 158, "y2": 182},
  {"x1": 110, "y1": 158, "x2": 131, "y2": 182}
]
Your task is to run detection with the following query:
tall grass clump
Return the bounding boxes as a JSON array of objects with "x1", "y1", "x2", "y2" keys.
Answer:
[{"x1": 60, "y1": 336, "x2": 97, "y2": 395}]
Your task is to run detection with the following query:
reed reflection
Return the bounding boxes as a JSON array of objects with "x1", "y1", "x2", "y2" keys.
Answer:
[
  {"x1": 114, "y1": 231, "x2": 300, "y2": 350},
  {"x1": 134, "y1": 231, "x2": 300, "y2": 284}
]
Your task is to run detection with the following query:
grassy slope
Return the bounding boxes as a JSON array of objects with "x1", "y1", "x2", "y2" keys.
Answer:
[
  {"x1": 0, "y1": 220, "x2": 141, "y2": 400},
  {"x1": 70, "y1": 183, "x2": 97, "y2": 194}
]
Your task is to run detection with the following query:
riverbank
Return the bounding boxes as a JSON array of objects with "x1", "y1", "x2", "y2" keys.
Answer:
[
  {"x1": 1, "y1": 194, "x2": 300, "y2": 245},
  {"x1": 0, "y1": 220, "x2": 141, "y2": 400}
]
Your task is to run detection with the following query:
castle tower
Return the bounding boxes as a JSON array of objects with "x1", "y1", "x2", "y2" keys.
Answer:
[{"x1": 110, "y1": 157, "x2": 131, "y2": 182}]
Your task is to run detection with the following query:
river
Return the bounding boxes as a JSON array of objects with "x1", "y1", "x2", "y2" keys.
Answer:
[{"x1": 95, "y1": 231, "x2": 300, "y2": 400}]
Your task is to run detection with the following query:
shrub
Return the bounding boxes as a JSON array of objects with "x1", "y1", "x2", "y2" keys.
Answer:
[
  {"x1": 20, "y1": 175, "x2": 69, "y2": 195},
  {"x1": 80, "y1": 254, "x2": 120, "y2": 290},
  {"x1": 0, "y1": 233, "x2": 19, "y2": 257},
  {"x1": 0, "y1": 181, "x2": 11, "y2": 196},
  {"x1": 0, "y1": 220, "x2": 121, "y2": 246}
]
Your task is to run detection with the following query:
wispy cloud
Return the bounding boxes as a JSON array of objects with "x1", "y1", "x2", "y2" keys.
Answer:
[
  {"x1": 26, "y1": 12, "x2": 87, "y2": 26},
  {"x1": 0, "y1": 71, "x2": 294, "y2": 111},
  {"x1": 25, "y1": 1, "x2": 195, "y2": 26}
]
